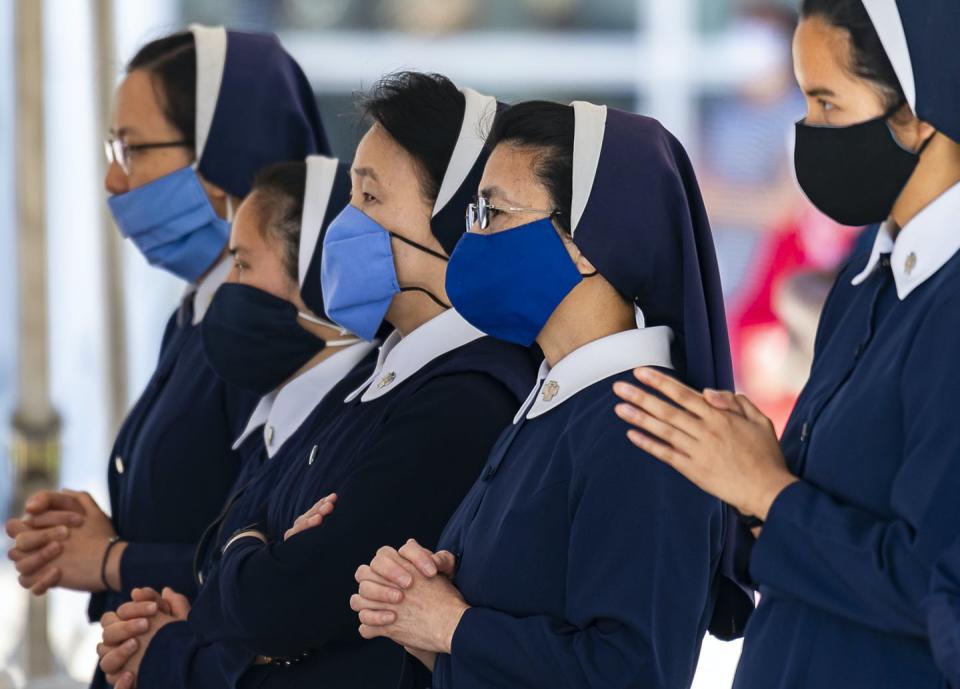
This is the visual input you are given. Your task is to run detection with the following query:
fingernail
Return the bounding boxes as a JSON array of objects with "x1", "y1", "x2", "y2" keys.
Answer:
[
  {"x1": 26, "y1": 498, "x2": 38, "y2": 510},
  {"x1": 146, "y1": 602, "x2": 157, "y2": 613},
  {"x1": 55, "y1": 526, "x2": 68, "y2": 537},
  {"x1": 125, "y1": 639, "x2": 137, "y2": 650},
  {"x1": 400, "y1": 575, "x2": 412, "y2": 587},
  {"x1": 136, "y1": 618, "x2": 148, "y2": 631},
  {"x1": 391, "y1": 590, "x2": 402, "y2": 602},
  {"x1": 636, "y1": 368, "x2": 653, "y2": 381}
]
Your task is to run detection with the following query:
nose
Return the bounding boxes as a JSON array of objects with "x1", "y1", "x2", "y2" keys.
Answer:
[{"x1": 104, "y1": 160, "x2": 129, "y2": 195}]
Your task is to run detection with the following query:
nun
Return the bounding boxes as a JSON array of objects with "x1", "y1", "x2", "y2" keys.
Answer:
[
  {"x1": 611, "y1": 1, "x2": 960, "y2": 688},
  {"x1": 96, "y1": 71, "x2": 537, "y2": 689},
  {"x1": 350, "y1": 99, "x2": 754, "y2": 689},
  {"x1": 4, "y1": 24, "x2": 327, "y2": 683},
  {"x1": 95, "y1": 152, "x2": 375, "y2": 688}
]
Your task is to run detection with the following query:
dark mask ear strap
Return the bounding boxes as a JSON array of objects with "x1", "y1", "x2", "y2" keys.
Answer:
[
  {"x1": 399, "y1": 286, "x2": 451, "y2": 309},
  {"x1": 580, "y1": 270, "x2": 599, "y2": 278},
  {"x1": 390, "y1": 233, "x2": 450, "y2": 262},
  {"x1": 883, "y1": 99, "x2": 934, "y2": 156},
  {"x1": 916, "y1": 130, "x2": 936, "y2": 156}
]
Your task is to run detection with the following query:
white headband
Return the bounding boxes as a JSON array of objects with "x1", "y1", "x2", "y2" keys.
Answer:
[
  {"x1": 431, "y1": 87, "x2": 498, "y2": 218},
  {"x1": 188, "y1": 24, "x2": 228, "y2": 160},
  {"x1": 570, "y1": 101, "x2": 607, "y2": 236},
  {"x1": 299, "y1": 155, "x2": 341, "y2": 286},
  {"x1": 862, "y1": 0, "x2": 917, "y2": 111}
]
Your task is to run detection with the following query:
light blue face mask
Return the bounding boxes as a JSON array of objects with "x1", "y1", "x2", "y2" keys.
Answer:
[
  {"x1": 320, "y1": 204, "x2": 450, "y2": 341},
  {"x1": 107, "y1": 165, "x2": 231, "y2": 283}
]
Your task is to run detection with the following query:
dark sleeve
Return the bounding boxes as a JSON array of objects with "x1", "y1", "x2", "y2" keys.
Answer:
[
  {"x1": 434, "y1": 396, "x2": 724, "y2": 689},
  {"x1": 188, "y1": 373, "x2": 517, "y2": 658},
  {"x1": 750, "y1": 291, "x2": 960, "y2": 637},
  {"x1": 138, "y1": 621, "x2": 252, "y2": 689},
  {"x1": 929, "y1": 541, "x2": 960, "y2": 689},
  {"x1": 119, "y1": 542, "x2": 199, "y2": 599}
]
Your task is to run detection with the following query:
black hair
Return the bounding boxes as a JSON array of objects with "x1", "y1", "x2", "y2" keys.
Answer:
[
  {"x1": 250, "y1": 161, "x2": 307, "y2": 283},
  {"x1": 801, "y1": 0, "x2": 905, "y2": 111},
  {"x1": 126, "y1": 32, "x2": 197, "y2": 147},
  {"x1": 359, "y1": 71, "x2": 466, "y2": 204},
  {"x1": 486, "y1": 100, "x2": 575, "y2": 234}
]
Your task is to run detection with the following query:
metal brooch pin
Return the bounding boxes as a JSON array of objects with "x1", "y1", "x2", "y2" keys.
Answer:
[
  {"x1": 541, "y1": 380, "x2": 560, "y2": 402},
  {"x1": 905, "y1": 252, "x2": 917, "y2": 276}
]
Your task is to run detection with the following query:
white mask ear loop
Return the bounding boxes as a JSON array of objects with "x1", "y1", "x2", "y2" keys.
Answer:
[
  {"x1": 297, "y1": 311, "x2": 362, "y2": 346},
  {"x1": 225, "y1": 195, "x2": 235, "y2": 223}
]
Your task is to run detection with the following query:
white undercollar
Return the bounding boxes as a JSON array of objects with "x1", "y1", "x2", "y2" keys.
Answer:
[
  {"x1": 516, "y1": 326, "x2": 674, "y2": 422},
  {"x1": 345, "y1": 309, "x2": 484, "y2": 404},
  {"x1": 851, "y1": 181, "x2": 960, "y2": 299},
  {"x1": 184, "y1": 255, "x2": 232, "y2": 325},
  {"x1": 233, "y1": 340, "x2": 375, "y2": 457}
]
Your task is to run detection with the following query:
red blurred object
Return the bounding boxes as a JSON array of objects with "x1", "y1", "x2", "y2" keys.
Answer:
[{"x1": 727, "y1": 206, "x2": 860, "y2": 433}]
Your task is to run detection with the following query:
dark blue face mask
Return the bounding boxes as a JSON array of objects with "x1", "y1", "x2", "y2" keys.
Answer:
[
  {"x1": 445, "y1": 217, "x2": 586, "y2": 346},
  {"x1": 201, "y1": 283, "x2": 328, "y2": 395}
]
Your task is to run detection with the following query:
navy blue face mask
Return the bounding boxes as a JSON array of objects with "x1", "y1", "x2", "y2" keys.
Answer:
[
  {"x1": 445, "y1": 217, "x2": 587, "y2": 346},
  {"x1": 201, "y1": 283, "x2": 327, "y2": 394}
]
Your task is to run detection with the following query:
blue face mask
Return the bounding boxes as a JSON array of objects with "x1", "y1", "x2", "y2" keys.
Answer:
[
  {"x1": 445, "y1": 217, "x2": 585, "y2": 346},
  {"x1": 108, "y1": 165, "x2": 230, "y2": 283},
  {"x1": 321, "y1": 204, "x2": 450, "y2": 341}
]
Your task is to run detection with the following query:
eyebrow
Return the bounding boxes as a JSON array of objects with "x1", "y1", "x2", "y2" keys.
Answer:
[
  {"x1": 111, "y1": 126, "x2": 142, "y2": 139},
  {"x1": 352, "y1": 166, "x2": 380, "y2": 182},
  {"x1": 804, "y1": 87, "x2": 837, "y2": 98},
  {"x1": 480, "y1": 185, "x2": 521, "y2": 208}
]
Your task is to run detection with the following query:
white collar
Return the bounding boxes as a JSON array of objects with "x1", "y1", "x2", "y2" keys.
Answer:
[
  {"x1": 184, "y1": 255, "x2": 232, "y2": 325},
  {"x1": 345, "y1": 309, "x2": 484, "y2": 404},
  {"x1": 233, "y1": 340, "x2": 375, "y2": 457},
  {"x1": 516, "y1": 326, "x2": 674, "y2": 422},
  {"x1": 851, "y1": 181, "x2": 960, "y2": 299}
]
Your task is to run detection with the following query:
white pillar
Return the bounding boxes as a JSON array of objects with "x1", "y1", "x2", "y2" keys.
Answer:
[
  {"x1": 12, "y1": 0, "x2": 59, "y2": 678},
  {"x1": 641, "y1": 0, "x2": 698, "y2": 149}
]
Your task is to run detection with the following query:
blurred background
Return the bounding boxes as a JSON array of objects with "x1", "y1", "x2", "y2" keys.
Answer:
[{"x1": 0, "y1": 0, "x2": 862, "y2": 686}]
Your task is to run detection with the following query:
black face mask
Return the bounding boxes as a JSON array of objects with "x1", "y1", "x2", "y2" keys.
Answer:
[
  {"x1": 201, "y1": 283, "x2": 327, "y2": 395},
  {"x1": 794, "y1": 104, "x2": 932, "y2": 227}
]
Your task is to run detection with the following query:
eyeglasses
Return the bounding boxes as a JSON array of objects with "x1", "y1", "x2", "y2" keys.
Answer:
[
  {"x1": 466, "y1": 195, "x2": 562, "y2": 233},
  {"x1": 104, "y1": 134, "x2": 192, "y2": 174}
]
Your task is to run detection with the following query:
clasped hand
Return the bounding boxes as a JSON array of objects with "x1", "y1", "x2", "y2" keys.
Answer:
[{"x1": 351, "y1": 539, "x2": 469, "y2": 670}]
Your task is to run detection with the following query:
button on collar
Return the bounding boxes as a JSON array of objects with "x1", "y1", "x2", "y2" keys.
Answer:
[
  {"x1": 265, "y1": 426, "x2": 275, "y2": 446},
  {"x1": 377, "y1": 372, "x2": 396, "y2": 389},
  {"x1": 114, "y1": 456, "x2": 125, "y2": 474}
]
